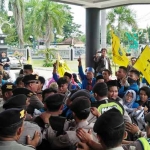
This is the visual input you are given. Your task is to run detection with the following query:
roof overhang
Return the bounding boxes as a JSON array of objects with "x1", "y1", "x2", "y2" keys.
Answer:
[{"x1": 52, "y1": 0, "x2": 150, "y2": 9}]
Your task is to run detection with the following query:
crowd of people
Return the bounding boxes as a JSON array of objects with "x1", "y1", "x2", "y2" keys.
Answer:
[{"x1": 0, "y1": 48, "x2": 150, "y2": 150}]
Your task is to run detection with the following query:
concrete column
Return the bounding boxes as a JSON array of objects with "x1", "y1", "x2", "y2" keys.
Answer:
[
  {"x1": 86, "y1": 8, "x2": 100, "y2": 68},
  {"x1": 101, "y1": 9, "x2": 107, "y2": 48}
]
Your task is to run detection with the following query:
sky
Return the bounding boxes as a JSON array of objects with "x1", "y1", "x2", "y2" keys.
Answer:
[{"x1": 70, "y1": 4, "x2": 150, "y2": 33}]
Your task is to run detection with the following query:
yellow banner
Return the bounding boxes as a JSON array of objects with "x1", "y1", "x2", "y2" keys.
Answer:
[
  {"x1": 111, "y1": 31, "x2": 129, "y2": 67},
  {"x1": 56, "y1": 53, "x2": 72, "y2": 77},
  {"x1": 133, "y1": 45, "x2": 150, "y2": 84}
]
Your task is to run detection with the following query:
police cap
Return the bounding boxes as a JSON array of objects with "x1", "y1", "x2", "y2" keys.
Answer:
[
  {"x1": 0, "y1": 108, "x2": 25, "y2": 128},
  {"x1": 1, "y1": 82, "x2": 16, "y2": 92},
  {"x1": 3, "y1": 94, "x2": 27, "y2": 109},
  {"x1": 70, "y1": 96, "x2": 91, "y2": 114},
  {"x1": 45, "y1": 93, "x2": 65, "y2": 111},
  {"x1": 22, "y1": 74, "x2": 39, "y2": 83},
  {"x1": 70, "y1": 89, "x2": 91, "y2": 101},
  {"x1": 13, "y1": 88, "x2": 34, "y2": 97}
]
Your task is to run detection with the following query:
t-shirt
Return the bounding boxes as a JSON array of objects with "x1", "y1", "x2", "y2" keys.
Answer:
[{"x1": 0, "y1": 57, "x2": 10, "y2": 67}]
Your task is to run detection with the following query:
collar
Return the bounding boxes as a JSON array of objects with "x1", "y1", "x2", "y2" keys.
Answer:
[
  {"x1": 76, "y1": 120, "x2": 89, "y2": 128},
  {"x1": 99, "y1": 97, "x2": 108, "y2": 101},
  {"x1": 107, "y1": 147, "x2": 124, "y2": 150}
]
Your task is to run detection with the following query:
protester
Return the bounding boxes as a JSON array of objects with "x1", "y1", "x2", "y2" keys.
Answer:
[{"x1": 0, "y1": 52, "x2": 10, "y2": 71}]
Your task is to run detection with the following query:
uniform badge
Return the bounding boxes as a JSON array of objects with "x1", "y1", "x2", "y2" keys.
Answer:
[
  {"x1": 35, "y1": 75, "x2": 39, "y2": 80},
  {"x1": 20, "y1": 109, "x2": 25, "y2": 118},
  {"x1": 28, "y1": 92, "x2": 33, "y2": 97},
  {"x1": 6, "y1": 85, "x2": 13, "y2": 89}
]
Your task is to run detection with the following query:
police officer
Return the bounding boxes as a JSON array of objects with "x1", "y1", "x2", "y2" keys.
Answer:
[
  {"x1": 48, "y1": 96, "x2": 97, "y2": 150},
  {"x1": 2, "y1": 94, "x2": 42, "y2": 146},
  {"x1": 22, "y1": 74, "x2": 44, "y2": 115},
  {"x1": 0, "y1": 108, "x2": 40, "y2": 150},
  {"x1": 0, "y1": 82, "x2": 16, "y2": 113}
]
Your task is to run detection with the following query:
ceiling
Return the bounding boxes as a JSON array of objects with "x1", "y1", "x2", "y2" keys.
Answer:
[{"x1": 52, "y1": 0, "x2": 150, "y2": 9}]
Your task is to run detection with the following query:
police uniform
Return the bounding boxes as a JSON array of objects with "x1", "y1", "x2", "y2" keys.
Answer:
[
  {"x1": 2, "y1": 95, "x2": 42, "y2": 146},
  {"x1": 0, "y1": 83, "x2": 16, "y2": 112},
  {"x1": 22, "y1": 75, "x2": 44, "y2": 115},
  {"x1": 0, "y1": 108, "x2": 35, "y2": 150},
  {"x1": 47, "y1": 96, "x2": 97, "y2": 149}
]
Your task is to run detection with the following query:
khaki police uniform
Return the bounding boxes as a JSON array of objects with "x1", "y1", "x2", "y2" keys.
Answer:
[{"x1": 0, "y1": 141, "x2": 35, "y2": 150}]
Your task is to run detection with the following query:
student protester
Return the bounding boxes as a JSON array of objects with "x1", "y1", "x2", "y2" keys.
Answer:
[
  {"x1": 118, "y1": 69, "x2": 140, "y2": 98},
  {"x1": 23, "y1": 64, "x2": 33, "y2": 75},
  {"x1": 0, "y1": 52, "x2": 10, "y2": 71},
  {"x1": 93, "y1": 48, "x2": 112, "y2": 74},
  {"x1": 123, "y1": 90, "x2": 138, "y2": 113},
  {"x1": 0, "y1": 63, "x2": 10, "y2": 80},
  {"x1": 78, "y1": 57, "x2": 96, "y2": 91},
  {"x1": 102, "y1": 69, "x2": 111, "y2": 82},
  {"x1": 127, "y1": 57, "x2": 137, "y2": 72},
  {"x1": 76, "y1": 108, "x2": 125, "y2": 150},
  {"x1": 22, "y1": 74, "x2": 44, "y2": 115},
  {"x1": 0, "y1": 108, "x2": 40, "y2": 150},
  {"x1": 53, "y1": 63, "x2": 78, "y2": 90}
]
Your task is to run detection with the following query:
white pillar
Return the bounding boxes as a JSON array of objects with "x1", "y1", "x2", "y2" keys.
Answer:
[{"x1": 101, "y1": 9, "x2": 107, "y2": 48}]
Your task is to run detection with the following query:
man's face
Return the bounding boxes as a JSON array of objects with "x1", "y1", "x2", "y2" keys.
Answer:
[
  {"x1": 2, "y1": 53, "x2": 6, "y2": 57},
  {"x1": 3, "y1": 91, "x2": 13, "y2": 101},
  {"x1": 38, "y1": 81, "x2": 43, "y2": 91},
  {"x1": 29, "y1": 81, "x2": 39, "y2": 92},
  {"x1": 64, "y1": 76, "x2": 71, "y2": 83},
  {"x1": 102, "y1": 71, "x2": 110, "y2": 81},
  {"x1": 23, "y1": 69, "x2": 33, "y2": 75},
  {"x1": 108, "y1": 86, "x2": 118, "y2": 99},
  {"x1": 128, "y1": 72, "x2": 139, "y2": 81},
  {"x1": 58, "y1": 83, "x2": 68, "y2": 94},
  {"x1": 116, "y1": 68, "x2": 126, "y2": 79},
  {"x1": 101, "y1": 49, "x2": 107, "y2": 57},
  {"x1": 17, "y1": 81, "x2": 24, "y2": 88},
  {"x1": 86, "y1": 72, "x2": 94, "y2": 80}
]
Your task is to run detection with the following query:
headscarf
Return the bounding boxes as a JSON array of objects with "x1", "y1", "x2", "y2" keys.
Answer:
[{"x1": 123, "y1": 90, "x2": 136, "y2": 108}]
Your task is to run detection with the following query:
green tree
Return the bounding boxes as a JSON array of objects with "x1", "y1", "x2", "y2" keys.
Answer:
[
  {"x1": 10, "y1": 0, "x2": 25, "y2": 48},
  {"x1": 25, "y1": 0, "x2": 67, "y2": 48},
  {"x1": 62, "y1": 5, "x2": 82, "y2": 39},
  {"x1": 107, "y1": 6, "x2": 137, "y2": 38}
]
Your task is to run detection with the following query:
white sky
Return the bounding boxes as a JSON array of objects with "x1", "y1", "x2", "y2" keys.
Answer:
[{"x1": 70, "y1": 4, "x2": 150, "y2": 33}]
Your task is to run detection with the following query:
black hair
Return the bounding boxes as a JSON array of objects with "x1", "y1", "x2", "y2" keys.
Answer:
[
  {"x1": 0, "y1": 121, "x2": 23, "y2": 138},
  {"x1": 102, "y1": 69, "x2": 111, "y2": 75},
  {"x1": 38, "y1": 76, "x2": 45, "y2": 85},
  {"x1": 97, "y1": 124, "x2": 125, "y2": 148},
  {"x1": 107, "y1": 85, "x2": 119, "y2": 91},
  {"x1": 19, "y1": 69, "x2": 23, "y2": 75},
  {"x1": 92, "y1": 83, "x2": 108, "y2": 97},
  {"x1": 75, "y1": 111, "x2": 90, "y2": 120},
  {"x1": 46, "y1": 103, "x2": 62, "y2": 112},
  {"x1": 139, "y1": 86, "x2": 150, "y2": 98},
  {"x1": 129, "y1": 70, "x2": 140, "y2": 77},
  {"x1": 42, "y1": 88, "x2": 57, "y2": 100},
  {"x1": 119, "y1": 66, "x2": 127, "y2": 74},
  {"x1": 16, "y1": 77, "x2": 23, "y2": 85},
  {"x1": 57, "y1": 77, "x2": 68, "y2": 86}
]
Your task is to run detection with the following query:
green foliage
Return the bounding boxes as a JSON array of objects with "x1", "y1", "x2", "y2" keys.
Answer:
[
  {"x1": 78, "y1": 35, "x2": 86, "y2": 43},
  {"x1": 38, "y1": 48, "x2": 55, "y2": 67},
  {"x1": 62, "y1": 5, "x2": 83, "y2": 39}
]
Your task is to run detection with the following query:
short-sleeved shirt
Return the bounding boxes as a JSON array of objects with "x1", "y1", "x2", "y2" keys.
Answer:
[{"x1": 0, "y1": 57, "x2": 10, "y2": 67}]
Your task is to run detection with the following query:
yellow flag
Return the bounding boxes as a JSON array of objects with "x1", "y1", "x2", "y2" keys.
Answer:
[
  {"x1": 133, "y1": 45, "x2": 150, "y2": 84},
  {"x1": 111, "y1": 31, "x2": 129, "y2": 67},
  {"x1": 56, "y1": 53, "x2": 72, "y2": 77}
]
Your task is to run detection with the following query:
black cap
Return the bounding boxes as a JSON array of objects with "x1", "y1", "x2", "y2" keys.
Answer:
[
  {"x1": 1, "y1": 82, "x2": 16, "y2": 92},
  {"x1": 45, "y1": 93, "x2": 65, "y2": 111},
  {"x1": 70, "y1": 96, "x2": 91, "y2": 114},
  {"x1": 22, "y1": 74, "x2": 39, "y2": 83},
  {"x1": 13, "y1": 88, "x2": 34, "y2": 97},
  {"x1": 96, "y1": 75, "x2": 104, "y2": 81},
  {"x1": 64, "y1": 72, "x2": 72, "y2": 79},
  {"x1": 106, "y1": 80, "x2": 118, "y2": 87},
  {"x1": 0, "y1": 108, "x2": 25, "y2": 128},
  {"x1": 70, "y1": 89, "x2": 91, "y2": 101},
  {"x1": 23, "y1": 64, "x2": 33, "y2": 70},
  {"x1": 94, "y1": 108, "x2": 124, "y2": 134},
  {"x1": 3, "y1": 94, "x2": 27, "y2": 109}
]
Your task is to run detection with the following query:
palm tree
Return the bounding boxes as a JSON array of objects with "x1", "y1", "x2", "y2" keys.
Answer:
[
  {"x1": 107, "y1": 6, "x2": 137, "y2": 38},
  {"x1": 10, "y1": 0, "x2": 24, "y2": 49},
  {"x1": 26, "y1": 0, "x2": 67, "y2": 48}
]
